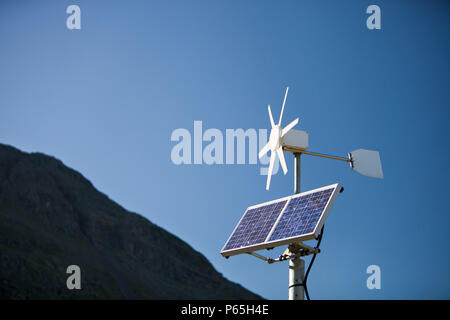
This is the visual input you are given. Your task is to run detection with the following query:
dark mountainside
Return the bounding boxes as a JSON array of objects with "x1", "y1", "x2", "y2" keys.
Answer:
[{"x1": 0, "y1": 144, "x2": 261, "y2": 299}]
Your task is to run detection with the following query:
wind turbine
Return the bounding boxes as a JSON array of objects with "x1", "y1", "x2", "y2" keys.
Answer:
[
  {"x1": 222, "y1": 86, "x2": 384, "y2": 301},
  {"x1": 259, "y1": 87, "x2": 299, "y2": 190},
  {"x1": 259, "y1": 87, "x2": 383, "y2": 191}
]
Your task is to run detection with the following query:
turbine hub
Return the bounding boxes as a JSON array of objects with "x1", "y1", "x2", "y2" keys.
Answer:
[{"x1": 269, "y1": 125, "x2": 281, "y2": 150}]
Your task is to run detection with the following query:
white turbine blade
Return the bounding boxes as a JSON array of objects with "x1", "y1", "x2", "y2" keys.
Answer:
[
  {"x1": 278, "y1": 86, "x2": 289, "y2": 126},
  {"x1": 276, "y1": 147, "x2": 288, "y2": 175},
  {"x1": 281, "y1": 118, "x2": 299, "y2": 137},
  {"x1": 258, "y1": 142, "x2": 271, "y2": 159},
  {"x1": 266, "y1": 152, "x2": 276, "y2": 190},
  {"x1": 268, "y1": 105, "x2": 275, "y2": 128}
]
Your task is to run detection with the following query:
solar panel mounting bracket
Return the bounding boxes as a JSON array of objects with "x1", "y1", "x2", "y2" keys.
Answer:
[
  {"x1": 247, "y1": 252, "x2": 270, "y2": 263},
  {"x1": 247, "y1": 252, "x2": 287, "y2": 264},
  {"x1": 246, "y1": 240, "x2": 320, "y2": 264},
  {"x1": 287, "y1": 242, "x2": 320, "y2": 257}
]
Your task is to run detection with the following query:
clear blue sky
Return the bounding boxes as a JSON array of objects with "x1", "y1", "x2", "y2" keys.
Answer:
[{"x1": 1, "y1": 0, "x2": 449, "y2": 299}]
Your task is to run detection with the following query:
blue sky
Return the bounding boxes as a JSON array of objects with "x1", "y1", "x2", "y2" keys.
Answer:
[{"x1": 1, "y1": 0, "x2": 449, "y2": 299}]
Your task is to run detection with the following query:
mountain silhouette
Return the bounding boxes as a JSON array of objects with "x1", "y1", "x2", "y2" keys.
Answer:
[{"x1": 0, "y1": 144, "x2": 261, "y2": 299}]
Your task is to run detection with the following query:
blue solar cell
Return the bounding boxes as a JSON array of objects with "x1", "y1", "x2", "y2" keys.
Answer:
[
  {"x1": 268, "y1": 188, "x2": 333, "y2": 242},
  {"x1": 223, "y1": 200, "x2": 287, "y2": 251}
]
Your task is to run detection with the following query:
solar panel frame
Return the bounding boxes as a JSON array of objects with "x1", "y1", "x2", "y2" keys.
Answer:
[{"x1": 221, "y1": 183, "x2": 342, "y2": 257}]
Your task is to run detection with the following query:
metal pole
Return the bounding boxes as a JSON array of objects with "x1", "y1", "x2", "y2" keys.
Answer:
[
  {"x1": 294, "y1": 153, "x2": 301, "y2": 194},
  {"x1": 289, "y1": 153, "x2": 305, "y2": 300},
  {"x1": 289, "y1": 256, "x2": 305, "y2": 300}
]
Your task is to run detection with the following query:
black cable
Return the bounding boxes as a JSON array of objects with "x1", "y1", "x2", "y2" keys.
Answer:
[{"x1": 303, "y1": 224, "x2": 324, "y2": 300}]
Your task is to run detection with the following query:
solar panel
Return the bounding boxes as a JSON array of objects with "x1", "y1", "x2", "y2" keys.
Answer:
[
  {"x1": 267, "y1": 188, "x2": 334, "y2": 242},
  {"x1": 222, "y1": 199, "x2": 288, "y2": 252},
  {"x1": 221, "y1": 184, "x2": 341, "y2": 257}
]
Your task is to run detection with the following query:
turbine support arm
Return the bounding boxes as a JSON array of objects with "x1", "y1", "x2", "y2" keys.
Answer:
[{"x1": 282, "y1": 147, "x2": 351, "y2": 162}]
